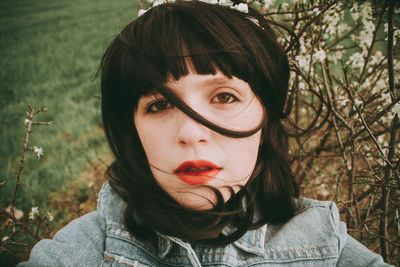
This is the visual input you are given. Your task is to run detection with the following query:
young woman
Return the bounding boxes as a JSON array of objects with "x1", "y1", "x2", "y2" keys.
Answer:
[{"x1": 19, "y1": 1, "x2": 392, "y2": 266}]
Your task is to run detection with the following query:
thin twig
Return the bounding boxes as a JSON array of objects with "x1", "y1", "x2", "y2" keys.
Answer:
[
  {"x1": 341, "y1": 61, "x2": 394, "y2": 169},
  {"x1": 358, "y1": 12, "x2": 384, "y2": 84},
  {"x1": 348, "y1": 229, "x2": 400, "y2": 250},
  {"x1": 285, "y1": 0, "x2": 338, "y2": 52},
  {"x1": 9, "y1": 106, "x2": 35, "y2": 217},
  {"x1": 380, "y1": 2, "x2": 397, "y2": 261}
]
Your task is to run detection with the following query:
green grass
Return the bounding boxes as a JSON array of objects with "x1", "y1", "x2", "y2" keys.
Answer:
[{"x1": 0, "y1": 0, "x2": 139, "y2": 223}]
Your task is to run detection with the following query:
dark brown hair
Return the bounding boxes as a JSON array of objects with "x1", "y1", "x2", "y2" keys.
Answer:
[{"x1": 101, "y1": 0, "x2": 299, "y2": 245}]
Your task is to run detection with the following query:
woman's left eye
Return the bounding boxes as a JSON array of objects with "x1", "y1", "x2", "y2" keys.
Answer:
[
  {"x1": 145, "y1": 99, "x2": 172, "y2": 113},
  {"x1": 210, "y1": 93, "x2": 239, "y2": 104}
]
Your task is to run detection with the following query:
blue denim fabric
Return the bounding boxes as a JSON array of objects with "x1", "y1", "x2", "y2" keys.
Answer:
[{"x1": 18, "y1": 182, "x2": 392, "y2": 266}]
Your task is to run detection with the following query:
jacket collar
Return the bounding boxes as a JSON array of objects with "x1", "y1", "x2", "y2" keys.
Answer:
[
  {"x1": 232, "y1": 225, "x2": 267, "y2": 255},
  {"x1": 156, "y1": 224, "x2": 267, "y2": 259},
  {"x1": 99, "y1": 182, "x2": 267, "y2": 258}
]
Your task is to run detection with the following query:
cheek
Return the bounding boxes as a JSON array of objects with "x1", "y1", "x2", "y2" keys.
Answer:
[
  {"x1": 223, "y1": 131, "x2": 261, "y2": 178},
  {"x1": 135, "y1": 113, "x2": 172, "y2": 151},
  {"x1": 138, "y1": 131, "x2": 159, "y2": 158},
  {"x1": 135, "y1": 118, "x2": 164, "y2": 163}
]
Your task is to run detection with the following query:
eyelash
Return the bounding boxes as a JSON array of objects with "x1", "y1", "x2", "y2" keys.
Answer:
[
  {"x1": 145, "y1": 92, "x2": 239, "y2": 114},
  {"x1": 145, "y1": 99, "x2": 172, "y2": 113},
  {"x1": 210, "y1": 92, "x2": 239, "y2": 104}
]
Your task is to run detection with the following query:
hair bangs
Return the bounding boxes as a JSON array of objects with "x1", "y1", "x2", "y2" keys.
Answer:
[{"x1": 127, "y1": 1, "x2": 258, "y2": 95}]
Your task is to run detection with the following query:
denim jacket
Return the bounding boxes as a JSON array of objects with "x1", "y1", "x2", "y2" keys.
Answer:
[{"x1": 19, "y1": 182, "x2": 392, "y2": 266}]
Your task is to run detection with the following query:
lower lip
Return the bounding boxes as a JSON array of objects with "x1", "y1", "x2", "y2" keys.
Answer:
[{"x1": 176, "y1": 168, "x2": 221, "y2": 185}]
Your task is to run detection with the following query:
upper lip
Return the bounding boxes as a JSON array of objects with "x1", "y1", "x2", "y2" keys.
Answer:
[{"x1": 174, "y1": 160, "x2": 222, "y2": 174}]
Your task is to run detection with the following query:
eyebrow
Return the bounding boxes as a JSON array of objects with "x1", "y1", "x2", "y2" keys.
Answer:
[{"x1": 200, "y1": 76, "x2": 233, "y2": 87}]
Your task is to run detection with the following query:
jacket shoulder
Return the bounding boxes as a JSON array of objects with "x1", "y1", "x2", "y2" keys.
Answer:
[
  {"x1": 18, "y1": 211, "x2": 106, "y2": 266},
  {"x1": 261, "y1": 198, "x2": 347, "y2": 263},
  {"x1": 97, "y1": 181, "x2": 126, "y2": 226},
  {"x1": 18, "y1": 182, "x2": 121, "y2": 267}
]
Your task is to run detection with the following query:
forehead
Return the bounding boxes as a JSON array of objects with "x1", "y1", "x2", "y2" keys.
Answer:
[
  {"x1": 166, "y1": 63, "x2": 232, "y2": 85},
  {"x1": 142, "y1": 61, "x2": 234, "y2": 97},
  {"x1": 155, "y1": 66, "x2": 252, "y2": 97}
]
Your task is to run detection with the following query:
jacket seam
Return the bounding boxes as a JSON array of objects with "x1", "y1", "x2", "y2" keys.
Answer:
[
  {"x1": 104, "y1": 256, "x2": 131, "y2": 267},
  {"x1": 166, "y1": 244, "x2": 339, "y2": 262}
]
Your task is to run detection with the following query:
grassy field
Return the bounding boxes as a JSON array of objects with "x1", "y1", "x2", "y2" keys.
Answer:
[{"x1": 0, "y1": 0, "x2": 139, "y2": 263}]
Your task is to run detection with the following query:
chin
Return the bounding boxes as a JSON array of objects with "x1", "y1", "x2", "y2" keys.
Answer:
[{"x1": 175, "y1": 185, "x2": 240, "y2": 210}]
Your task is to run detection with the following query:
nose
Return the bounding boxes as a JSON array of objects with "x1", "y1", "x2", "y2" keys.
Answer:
[{"x1": 176, "y1": 111, "x2": 209, "y2": 146}]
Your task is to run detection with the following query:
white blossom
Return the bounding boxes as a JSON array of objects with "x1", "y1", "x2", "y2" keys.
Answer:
[
  {"x1": 277, "y1": 37, "x2": 285, "y2": 46},
  {"x1": 299, "y1": 39, "x2": 307, "y2": 53},
  {"x1": 370, "y1": 51, "x2": 384, "y2": 66},
  {"x1": 351, "y1": 81, "x2": 360, "y2": 89},
  {"x1": 2, "y1": 236, "x2": 9, "y2": 242},
  {"x1": 328, "y1": 50, "x2": 343, "y2": 65},
  {"x1": 295, "y1": 55, "x2": 310, "y2": 69},
  {"x1": 200, "y1": 0, "x2": 218, "y2": 4},
  {"x1": 376, "y1": 79, "x2": 388, "y2": 93},
  {"x1": 382, "y1": 112, "x2": 394, "y2": 124},
  {"x1": 281, "y1": 2, "x2": 289, "y2": 9},
  {"x1": 326, "y1": 11, "x2": 340, "y2": 26},
  {"x1": 360, "y1": 2, "x2": 372, "y2": 22},
  {"x1": 337, "y1": 23, "x2": 349, "y2": 35},
  {"x1": 29, "y1": 207, "x2": 39, "y2": 220},
  {"x1": 312, "y1": 8, "x2": 320, "y2": 16},
  {"x1": 392, "y1": 103, "x2": 400, "y2": 117},
  {"x1": 262, "y1": 0, "x2": 273, "y2": 9},
  {"x1": 24, "y1": 119, "x2": 30, "y2": 124},
  {"x1": 325, "y1": 11, "x2": 341, "y2": 35},
  {"x1": 347, "y1": 52, "x2": 364, "y2": 69},
  {"x1": 219, "y1": 0, "x2": 233, "y2": 5},
  {"x1": 361, "y1": 78, "x2": 371, "y2": 92},
  {"x1": 354, "y1": 98, "x2": 363, "y2": 109},
  {"x1": 363, "y1": 20, "x2": 375, "y2": 33},
  {"x1": 350, "y1": 3, "x2": 359, "y2": 13},
  {"x1": 359, "y1": 30, "x2": 373, "y2": 49},
  {"x1": 381, "y1": 92, "x2": 391, "y2": 106},
  {"x1": 153, "y1": 0, "x2": 166, "y2": 7},
  {"x1": 33, "y1": 146, "x2": 44, "y2": 158},
  {"x1": 358, "y1": 20, "x2": 375, "y2": 49},
  {"x1": 349, "y1": 3, "x2": 360, "y2": 21},
  {"x1": 231, "y1": 3, "x2": 248, "y2": 13},
  {"x1": 46, "y1": 212, "x2": 54, "y2": 222},
  {"x1": 314, "y1": 49, "x2": 326, "y2": 62},
  {"x1": 377, "y1": 135, "x2": 383, "y2": 144},
  {"x1": 138, "y1": 9, "x2": 148, "y2": 17},
  {"x1": 382, "y1": 147, "x2": 389, "y2": 156},
  {"x1": 336, "y1": 97, "x2": 349, "y2": 107}
]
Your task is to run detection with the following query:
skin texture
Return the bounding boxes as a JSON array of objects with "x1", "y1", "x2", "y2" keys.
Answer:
[{"x1": 134, "y1": 68, "x2": 264, "y2": 210}]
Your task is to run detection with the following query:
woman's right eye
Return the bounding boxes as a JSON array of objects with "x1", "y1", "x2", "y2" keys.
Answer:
[{"x1": 146, "y1": 99, "x2": 172, "y2": 113}]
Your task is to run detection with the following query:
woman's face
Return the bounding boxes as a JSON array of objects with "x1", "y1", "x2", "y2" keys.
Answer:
[{"x1": 134, "y1": 68, "x2": 264, "y2": 209}]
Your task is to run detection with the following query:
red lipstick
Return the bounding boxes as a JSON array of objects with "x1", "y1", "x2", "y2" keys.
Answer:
[{"x1": 174, "y1": 160, "x2": 222, "y2": 185}]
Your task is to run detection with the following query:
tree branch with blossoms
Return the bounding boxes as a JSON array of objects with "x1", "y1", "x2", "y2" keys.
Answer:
[
  {"x1": 0, "y1": 105, "x2": 53, "y2": 257},
  {"x1": 244, "y1": 0, "x2": 400, "y2": 264}
]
